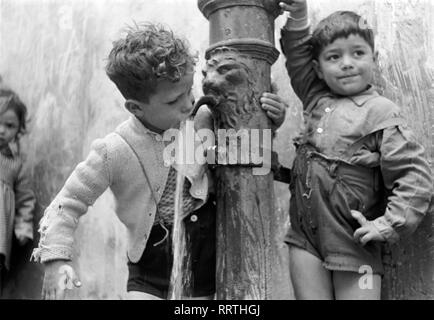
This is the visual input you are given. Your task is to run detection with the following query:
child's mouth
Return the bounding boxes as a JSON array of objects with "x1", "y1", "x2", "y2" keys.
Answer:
[{"x1": 339, "y1": 74, "x2": 359, "y2": 80}]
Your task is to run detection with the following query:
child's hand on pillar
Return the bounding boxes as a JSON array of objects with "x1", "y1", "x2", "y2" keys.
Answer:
[
  {"x1": 279, "y1": 0, "x2": 308, "y2": 29},
  {"x1": 279, "y1": 0, "x2": 307, "y2": 17},
  {"x1": 260, "y1": 91, "x2": 288, "y2": 130}
]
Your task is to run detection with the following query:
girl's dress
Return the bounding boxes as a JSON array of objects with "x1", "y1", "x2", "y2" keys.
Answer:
[{"x1": 0, "y1": 148, "x2": 35, "y2": 273}]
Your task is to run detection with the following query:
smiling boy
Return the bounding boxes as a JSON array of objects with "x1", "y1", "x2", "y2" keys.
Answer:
[{"x1": 279, "y1": 1, "x2": 433, "y2": 299}]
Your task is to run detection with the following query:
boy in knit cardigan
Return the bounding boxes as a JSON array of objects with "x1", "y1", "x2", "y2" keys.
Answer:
[{"x1": 32, "y1": 23, "x2": 287, "y2": 300}]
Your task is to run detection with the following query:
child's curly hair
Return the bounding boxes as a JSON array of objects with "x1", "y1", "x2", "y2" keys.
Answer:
[
  {"x1": 311, "y1": 11, "x2": 375, "y2": 60},
  {"x1": 0, "y1": 88, "x2": 28, "y2": 137},
  {"x1": 105, "y1": 22, "x2": 197, "y2": 103}
]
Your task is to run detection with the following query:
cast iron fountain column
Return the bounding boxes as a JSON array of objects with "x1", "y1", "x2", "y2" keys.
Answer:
[{"x1": 198, "y1": 0, "x2": 281, "y2": 299}]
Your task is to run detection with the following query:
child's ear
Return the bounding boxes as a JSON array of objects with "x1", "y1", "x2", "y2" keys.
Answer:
[
  {"x1": 313, "y1": 60, "x2": 324, "y2": 79},
  {"x1": 125, "y1": 100, "x2": 145, "y2": 117}
]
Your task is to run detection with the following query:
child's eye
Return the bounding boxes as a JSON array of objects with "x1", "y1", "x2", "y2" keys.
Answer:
[
  {"x1": 354, "y1": 50, "x2": 366, "y2": 57},
  {"x1": 168, "y1": 88, "x2": 192, "y2": 106},
  {"x1": 327, "y1": 55, "x2": 340, "y2": 62},
  {"x1": 167, "y1": 95, "x2": 181, "y2": 105},
  {"x1": 6, "y1": 123, "x2": 17, "y2": 129}
]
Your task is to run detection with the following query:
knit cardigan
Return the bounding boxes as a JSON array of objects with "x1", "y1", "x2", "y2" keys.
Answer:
[{"x1": 32, "y1": 115, "x2": 210, "y2": 264}]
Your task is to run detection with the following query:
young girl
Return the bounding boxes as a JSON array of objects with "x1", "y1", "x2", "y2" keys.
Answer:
[{"x1": 0, "y1": 87, "x2": 36, "y2": 295}]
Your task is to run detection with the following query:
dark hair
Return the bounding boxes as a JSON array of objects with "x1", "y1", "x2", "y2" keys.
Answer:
[
  {"x1": 0, "y1": 88, "x2": 28, "y2": 138},
  {"x1": 311, "y1": 11, "x2": 375, "y2": 60},
  {"x1": 105, "y1": 22, "x2": 197, "y2": 103}
]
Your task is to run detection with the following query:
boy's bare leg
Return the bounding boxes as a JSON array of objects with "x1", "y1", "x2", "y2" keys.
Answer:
[
  {"x1": 184, "y1": 295, "x2": 214, "y2": 300},
  {"x1": 126, "y1": 291, "x2": 162, "y2": 300},
  {"x1": 333, "y1": 271, "x2": 381, "y2": 300},
  {"x1": 288, "y1": 246, "x2": 334, "y2": 300},
  {"x1": 126, "y1": 291, "x2": 214, "y2": 300}
]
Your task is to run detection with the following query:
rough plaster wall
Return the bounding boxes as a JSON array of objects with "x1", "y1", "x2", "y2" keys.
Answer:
[
  {"x1": 370, "y1": 0, "x2": 434, "y2": 300},
  {"x1": 0, "y1": 0, "x2": 432, "y2": 299}
]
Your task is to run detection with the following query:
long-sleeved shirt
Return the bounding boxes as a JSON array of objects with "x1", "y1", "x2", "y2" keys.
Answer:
[{"x1": 280, "y1": 23, "x2": 433, "y2": 244}]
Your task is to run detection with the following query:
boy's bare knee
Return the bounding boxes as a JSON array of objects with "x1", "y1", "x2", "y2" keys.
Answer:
[
  {"x1": 126, "y1": 291, "x2": 162, "y2": 300},
  {"x1": 288, "y1": 246, "x2": 333, "y2": 300}
]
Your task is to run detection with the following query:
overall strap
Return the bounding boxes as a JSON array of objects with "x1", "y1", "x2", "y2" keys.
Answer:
[
  {"x1": 115, "y1": 132, "x2": 160, "y2": 207},
  {"x1": 343, "y1": 117, "x2": 406, "y2": 159}
]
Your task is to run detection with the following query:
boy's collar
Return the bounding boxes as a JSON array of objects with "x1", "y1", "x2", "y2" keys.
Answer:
[
  {"x1": 139, "y1": 117, "x2": 165, "y2": 135},
  {"x1": 346, "y1": 85, "x2": 379, "y2": 107},
  {"x1": 131, "y1": 115, "x2": 164, "y2": 135},
  {"x1": 130, "y1": 115, "x2": 166, "y2": 137}
]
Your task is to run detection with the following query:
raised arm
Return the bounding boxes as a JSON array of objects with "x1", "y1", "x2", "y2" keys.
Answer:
[{"x1": 279, "y1": 0, "x2": 328, "y2": 108}]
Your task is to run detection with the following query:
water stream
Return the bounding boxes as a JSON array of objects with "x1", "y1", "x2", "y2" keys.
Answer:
[{"x1": 168, "y1": 119, "x2": 193, "y2": 300}]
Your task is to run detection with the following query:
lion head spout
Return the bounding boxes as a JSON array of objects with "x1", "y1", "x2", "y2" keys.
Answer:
[{"x1": 201, "y1": 48, "x2": 262, "y2": 131}]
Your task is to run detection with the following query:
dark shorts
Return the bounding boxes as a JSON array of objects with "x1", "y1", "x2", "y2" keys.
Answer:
[
  {"x1": 285, "y1": 145, "x2": 385, "y2": 275},
  {"x1": 127, "y1": 198, "x2": 216, "y2": 299}
]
